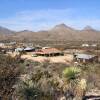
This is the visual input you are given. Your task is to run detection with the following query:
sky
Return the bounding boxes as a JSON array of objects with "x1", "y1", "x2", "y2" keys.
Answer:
[{"x1": 0, "y1": 0, "x2": 100, "y2": 31}]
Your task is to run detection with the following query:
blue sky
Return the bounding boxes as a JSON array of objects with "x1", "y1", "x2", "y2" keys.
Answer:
[{"x1": 0, "y1": 0, "x2": 100, "y2": 31}]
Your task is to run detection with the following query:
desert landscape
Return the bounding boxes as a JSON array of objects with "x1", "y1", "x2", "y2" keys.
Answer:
[{"x1": 0, "y1": 0, "x2": 100, "y2": 100}]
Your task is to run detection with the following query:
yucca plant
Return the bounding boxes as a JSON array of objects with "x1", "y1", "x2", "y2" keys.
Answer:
[
  {"x1": 63, "y1": 67, "x2": 81, "y2": 83},
  {"x1": 63, "y1": 67, "x2": 81, "y2": 99}
]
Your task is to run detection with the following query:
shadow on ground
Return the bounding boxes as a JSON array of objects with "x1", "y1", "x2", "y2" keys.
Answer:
[{"x1": 83, "y1": 95, "x2": 100, "y2": 100}]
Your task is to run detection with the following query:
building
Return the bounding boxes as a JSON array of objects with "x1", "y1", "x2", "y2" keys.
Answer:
[
  {"x1": 9, "y1": 42, "x2": 16, "y2": 45},
  {"x1": 42, "y1": 47, "x2": 51, "y2": 49},
  {"x1": 91, "y1": 44, "x2": 97, "y2": 47},
  {"x1": 24, "y1": 47, "x2": 35, "y2": 52},
  {"x1": 34, "y1": 48, "x2": 64, "y2": 57},
  {"x1": 0, "y1": 43, "x2": 5, "y2": 47},
  {"x1": 74, "y1": 53, "x2": 98, "y2": 63},
  {"x1": 82, "y1": 44, "x2": 89, "y2": 47},
  {"x1": 15, "y1": 48, "x2": 24, "y2": 52}
]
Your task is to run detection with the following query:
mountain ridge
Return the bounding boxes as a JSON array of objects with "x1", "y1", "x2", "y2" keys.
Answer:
[{"x1": 0, "y1": 24, "x2": 100, "y2": 41}]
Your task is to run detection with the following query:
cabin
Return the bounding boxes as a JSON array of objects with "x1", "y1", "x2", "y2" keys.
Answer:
[
  {"x1": 34, "y1": 48, "x2": 64, "y2": 57},
  {"x1": 74, "y1": 53, "x2": 98, "y2": 63}
]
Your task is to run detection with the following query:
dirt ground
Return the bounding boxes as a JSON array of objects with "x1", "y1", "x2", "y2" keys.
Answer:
[
  {"x1": 21, "y1": 54, "x2": 73, "y2": 63},
  {"x1": 6, "y1": 52, "x2": 73, "y2": 64}
]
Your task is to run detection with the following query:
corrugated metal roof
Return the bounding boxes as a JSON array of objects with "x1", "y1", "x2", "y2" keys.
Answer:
[
  {"x1": 24, "y1": 47, "x2": 35, "y2": 51},
  {"x1": 75, "y1": 54, "x2": 95, "y2": 59}
]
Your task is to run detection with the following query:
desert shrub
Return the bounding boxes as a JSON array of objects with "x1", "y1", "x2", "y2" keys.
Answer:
[
  {"x1": 13, "y1": 59, "x2": 89, "y2": 100},
  {"x1": 15, "y1": 61, "x2": 88, "y2": 100},
  {"x1": 80, "y1": 63, "x2": 100, "y2": 90},
  {"x1": 0, "y1": 54, "x2": 22, "y2": 99},
  {"x1": 63, "y1": 67, "x2": 87, "y2": 100},
  {"x1": 22, "y1": 60, "x2": 40, "y2": 74},
  {"x1": 63, "y1": 67, "x2": 81, "y2": 82},
  {"x1": 15, "y1": 60, "x2": 68, "y2": 100}
]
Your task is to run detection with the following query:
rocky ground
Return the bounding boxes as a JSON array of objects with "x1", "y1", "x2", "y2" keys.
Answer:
[{"x1": 84, "y1": 89, "x2": 100, "y2": 100}]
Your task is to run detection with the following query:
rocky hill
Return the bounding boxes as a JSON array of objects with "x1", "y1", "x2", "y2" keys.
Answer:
[{"x1": 0, "y1": 24, "x2": 100, "y2": 41}]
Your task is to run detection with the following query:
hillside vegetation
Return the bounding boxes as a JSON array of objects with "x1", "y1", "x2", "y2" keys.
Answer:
[{"x1": 0, "y1": 55, "x2": 100, "y2": 100}]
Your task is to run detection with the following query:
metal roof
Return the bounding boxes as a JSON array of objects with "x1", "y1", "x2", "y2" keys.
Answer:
[
  {"x1": 24, "y1": 47, "x2": 35, "y2": 51},
  {"x1": 75, "y1": 53, "x2": 95, "y2": 59}
]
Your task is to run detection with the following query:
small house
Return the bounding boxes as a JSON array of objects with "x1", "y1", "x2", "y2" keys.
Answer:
[
  {"x1": 82, "y1": 44, "x2": 89, "y2": 47},
  {"x1": 74, "y1": 53, "x2": 98, "y2": 63},
  {"x1": 91, "y1": 44, "x2": 97, "y2": 47}
]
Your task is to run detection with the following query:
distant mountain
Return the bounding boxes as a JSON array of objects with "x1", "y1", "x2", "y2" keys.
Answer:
[
  {"x1": 47, "y1": 24, "x2": 76, "y2": 40},
  {"x1": 0, "y1": 24, "x2": 100, "y2": 41},
  {"x1": 76, "y1": 26, "x2": 100, "y2": 41},
  {"x1": 0, "y1": 26, "x2": 15, "y2": 34},
  {"x1": 0, "y1": 26, "x2": 15, "y2": 41},
  {"x1": 53, "y1": 23, "x2": 75, "y2": 31},
  {"x1": 82, "y1": 25, "x2": 96, "y2": 31}
]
